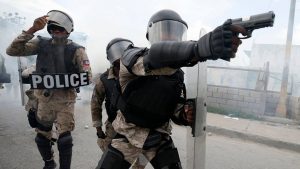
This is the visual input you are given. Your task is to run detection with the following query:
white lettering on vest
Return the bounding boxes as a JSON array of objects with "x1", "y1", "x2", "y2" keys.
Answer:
[
  {"x1": 31, "y1": 75, "x2": 42, "y2": 88},
  {"x1": 70, "y1": 74, "x2": 79, "y2": 87},
  {"x1": 30, "y1": 73, "x2": 89, "y2": 89},
  {"x1": 44, "y1": 75, "x2": 55, "y2": 88},
  {"x1": 64, "y1": 74, "x2": 70, "y2": 88},
  {"x1": 55, "y1": 75, "x2": 65, "y2": 88},
  {"x1": 80, "y1": 73, "x2": 88, "y2": 85}
]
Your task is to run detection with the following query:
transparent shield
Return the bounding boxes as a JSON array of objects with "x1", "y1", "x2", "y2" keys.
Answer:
[
  {"x1": 0, "y1": 54, "x2": 10, "y2": 84},
  {"x1": 107, "y1": 40, "x2": 132, "y2": 64},
  {"x1": 148, "y1": 20, "x2": 187, "y2": 44},
  {"x1": 18, "y1": 56, "x2": 36, "y2": 106},
  {"x1": 185, "y1": 28, "x2": 207, "y2": 169}
]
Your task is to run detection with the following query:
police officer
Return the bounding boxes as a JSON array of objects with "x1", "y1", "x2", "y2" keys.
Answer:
[
  {"x1": 6, "y1": 10, "x2": 92, "y2": 169},
  {"x1": 91, "y1": 38, "x2": 132, "y2": 151},
  {"x1": 92, "y1": 38, "x2": 148, "y2": 169},
  {"x1": 96, "y1": 9, "x2": 246, "y2": 169}
]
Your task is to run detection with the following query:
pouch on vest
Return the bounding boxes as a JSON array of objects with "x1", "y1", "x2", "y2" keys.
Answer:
[{"x1": 121, "y1": 70, "x2": 185, "y2": 128}]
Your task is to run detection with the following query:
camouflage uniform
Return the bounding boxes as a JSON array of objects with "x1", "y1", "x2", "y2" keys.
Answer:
[
  {"x1": 6, "y1": 31, "x2": 92, "y2": 139},
  {"x1": 111, "y1": 57, "x2": 182, "y2": 166},
  {"x1": 92, "y1": 68, "x2": 148, "y2": 168},
  {"x1": 91, "y1": 68, "x2": 117, "y2": 152}
]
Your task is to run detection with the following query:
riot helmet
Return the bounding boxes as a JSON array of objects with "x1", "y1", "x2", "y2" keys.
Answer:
[
  {"x1": 47, "y1": 10, "x2": 74, "y2": 34},
  {"x1": 146, "y1": 9, "x2": 188, "y2": 44},
  {"x1": 106, "y1": 38, "x2": 133, "y2": 65}
]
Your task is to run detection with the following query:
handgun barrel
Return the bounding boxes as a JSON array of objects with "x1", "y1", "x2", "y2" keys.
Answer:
[{"x1": 231, "y1": 11, "x2": 275, "y2": 29}]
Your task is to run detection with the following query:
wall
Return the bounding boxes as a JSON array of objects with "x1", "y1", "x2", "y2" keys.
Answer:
[{"x1": 207, "y1": 85, "x2": 300, "y2": 121}]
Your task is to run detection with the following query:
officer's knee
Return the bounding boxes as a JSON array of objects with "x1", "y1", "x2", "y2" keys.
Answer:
[
  {"x1": 150, "y1": 138, "x2": 182, "y2": 169},
  {"x1": 57, "y1": 131, "x2": 73, "y2": 150},
  {"x1": 96, "y1": 144, "x2": 131, "y2": 169},
  {"x1": 35, "y1": 133, "x2": 51, "y2": 146}
]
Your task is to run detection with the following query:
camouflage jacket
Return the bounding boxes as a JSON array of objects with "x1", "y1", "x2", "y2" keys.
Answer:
[
  {"x1": 113, "y1": 56, "x2": 184, "y2": 148},
  {"x1": 91, "y1": 68, "x2": 117, "y2": 128}
]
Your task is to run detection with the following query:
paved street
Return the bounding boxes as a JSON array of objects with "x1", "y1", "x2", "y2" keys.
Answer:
[
  {"x1": 205, "y1": 134, "x2": 300, "y2": 169},
  {"x1": 1, "y1": 88, "x2": 300, "y2": 169}
]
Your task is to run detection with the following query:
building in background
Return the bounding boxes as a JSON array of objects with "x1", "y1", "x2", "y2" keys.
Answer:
[
  {"x1": 206, "y1": 43, "x2": 300, "y2": 120},
  {"x1": 247, "y1": 43, "x2": 300, "y2": 96}
]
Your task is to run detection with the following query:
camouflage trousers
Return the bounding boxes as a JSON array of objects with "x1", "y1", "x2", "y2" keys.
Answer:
[
  {"x1": 131, "y1": 154, "x2": 148, "y2": 169},
  {"x1": 97, "y1": 120, "x2": 116, "y2": 152},
  {"x1": 110, "y1": 138, "x2": 172, "y2": 169},
  {"x1": 97, "y1": 121, "x2": 148, "y2": 169},
  {"x1": 35, "y1": 100, "x2": 75, "y2": 140}
]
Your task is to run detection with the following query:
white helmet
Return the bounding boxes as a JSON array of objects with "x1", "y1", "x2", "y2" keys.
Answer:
[{"x1": 47, "y1": 10, "x2": 73, "y2": 34}]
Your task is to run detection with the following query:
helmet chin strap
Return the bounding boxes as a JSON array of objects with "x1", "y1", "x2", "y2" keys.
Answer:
[{"x1": 51, "y1": 34, "x2": 69, "y2": 45}]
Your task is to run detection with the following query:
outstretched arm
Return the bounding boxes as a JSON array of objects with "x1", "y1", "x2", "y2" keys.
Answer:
[{"x1": 143, "y1": 22, "x2": 247, "y2": 71}]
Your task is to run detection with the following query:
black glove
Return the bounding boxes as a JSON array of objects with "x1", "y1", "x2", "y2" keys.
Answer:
[
  {"x1": 96, "y1": 130, "x2": 106, "y2": 139},
  {"x1": 196, "y1": 19, "x2": 242, "y2": 61}
]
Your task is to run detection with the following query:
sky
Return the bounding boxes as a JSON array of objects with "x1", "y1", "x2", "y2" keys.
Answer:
[{"x1": 1, "y1": 0, "x2": 300, "y2": 74}]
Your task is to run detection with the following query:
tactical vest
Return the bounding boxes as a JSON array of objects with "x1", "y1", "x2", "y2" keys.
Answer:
[
  {"x1": 121, "y1": 69, "x2": 185, "y2": 128},
  {"x1": 36, "y1": 36, "x2": 82, "y2": 74},
  {"x1": 100, "y1": 71, "x2": 119, "y2": 123}
]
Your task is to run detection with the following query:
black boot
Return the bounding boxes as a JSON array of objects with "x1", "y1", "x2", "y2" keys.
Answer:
[
  {"x1": 44, "y1": 160, "x2": 57, "y2": 169},
  {"x1": 57, "y1": 132, "x2": 73, "y2": 169},
  {"x1": 35, "y1": 133, "x2": 57, "y2": 169}
]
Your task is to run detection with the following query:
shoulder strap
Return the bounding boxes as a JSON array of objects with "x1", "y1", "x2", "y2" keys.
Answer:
[
  {"x1": 121, "y1": 47, "x2": 148, "y2": 74},
  {"x1": 64, "y1": 41, "x2": 84, "y2": 72},
  {"x1": 100, "y1": 70, "x2": 109, "y2": 82}
]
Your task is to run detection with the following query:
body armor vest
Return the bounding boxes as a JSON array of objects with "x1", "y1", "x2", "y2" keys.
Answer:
[
  {"x1": 36, "y1": 36, "x2": 82, "y2": 74},
  {"x1": 100, "y1": 71, "x2": 119, "y2": 122},
  {"x1": 121, "y1": 69, "x2": 185, "y2": 128}
]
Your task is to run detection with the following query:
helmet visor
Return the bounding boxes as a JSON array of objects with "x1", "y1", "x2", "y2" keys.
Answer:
[
  {"x1": 148, "y1": 20, "x2": 187, "y2": 44},
  {"x1": 107, "y1": 41, "x2": 132, "y2": 64},
  {"x1": 47, "y1": 10, "x2": 73, "y2": 33}
]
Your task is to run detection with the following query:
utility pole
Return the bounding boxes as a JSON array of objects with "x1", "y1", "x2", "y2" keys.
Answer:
[{"x1": 276, "y1": 0, "x2": 296, "y2": 117}]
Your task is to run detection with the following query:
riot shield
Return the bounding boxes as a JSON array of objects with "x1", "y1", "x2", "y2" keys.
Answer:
[
  {"x1": 0, "y1": 53, "x2": 11, "y2": 84},
  {"x1": 17, "y1": 56, "x2": 36, "y2": 106},
  {"x1": 0, "y1": 73, "x2": 11, "y2": 83},
  {"x1": 185, "y1": 28, "x2": 207, "y2": 169}
]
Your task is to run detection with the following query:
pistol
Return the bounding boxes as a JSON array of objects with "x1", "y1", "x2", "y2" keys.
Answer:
[{"x1": 230, "y1": 11, "x2": 275, "y2": 39}]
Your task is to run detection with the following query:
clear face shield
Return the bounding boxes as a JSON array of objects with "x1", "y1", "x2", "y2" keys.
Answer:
[
  {"x1": 107, "y1": 41, "x2": 132, "y2": 64},
  {"x1": 47, "y1": 10, "x2": 73, "y2": 34},
  {"x1": 148, "y1": 20, "x2": 187, "y2": 44}
]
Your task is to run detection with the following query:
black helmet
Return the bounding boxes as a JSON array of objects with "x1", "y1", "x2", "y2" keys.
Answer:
[
  {"x1": 146, "y1": 9, "x2": 188, "y2": 42},
  {"x1": 106, "y1": 38, "x2": 133, "y2": 64}
]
